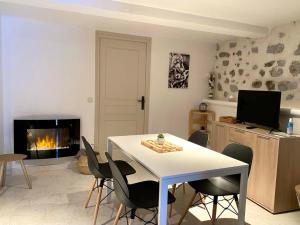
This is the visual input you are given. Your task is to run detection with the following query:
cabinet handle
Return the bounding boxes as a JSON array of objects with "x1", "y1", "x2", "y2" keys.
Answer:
[
  {"x1": 217, "y1": 125, "x2": 225, "y2": 128},
  {"x1": 257, "y1": 135, "x2": 270, "y2": 140},
  {"x1": 235, "y1": 129, "x2": 245, "y2": 134}
]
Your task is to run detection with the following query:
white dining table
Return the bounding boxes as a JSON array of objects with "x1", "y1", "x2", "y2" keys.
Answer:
[{"x1": 107, "y1": 133, "x2": 249, "y2": 225}]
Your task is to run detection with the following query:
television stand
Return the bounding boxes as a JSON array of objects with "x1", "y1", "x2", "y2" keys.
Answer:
[{"x1": 211, "y1": 121, "x2": 300, "y2": 213}]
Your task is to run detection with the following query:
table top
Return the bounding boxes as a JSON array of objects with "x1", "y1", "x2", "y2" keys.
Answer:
[
  {"x1": 108, "y1": 133, "x2": 248, "y2": 179},
  {"x1": 0, "y1": 154, "x2": 27, "y2": 162}
]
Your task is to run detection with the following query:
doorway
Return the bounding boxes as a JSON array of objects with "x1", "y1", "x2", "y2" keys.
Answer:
[{"x1": 95, "y1": 31, "x2": 151, "y2": 158}]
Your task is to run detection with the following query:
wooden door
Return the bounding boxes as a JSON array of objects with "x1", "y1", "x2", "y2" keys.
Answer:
[
  {"x1": 95, "y1": 32, "x2": 150, "y2": 158},
  {"x1": 248, "y1": 135, "x2": 279, "y2": 211}
]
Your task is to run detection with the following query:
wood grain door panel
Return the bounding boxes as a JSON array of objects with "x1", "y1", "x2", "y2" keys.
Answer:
[
  {"x1": 248, "y1": 135, "x2": 278, "y2": 211},
  {"x1": 96, "y1": 33, "x2": 149, "y2": 158},
  {"x1": 212, "y1": 123, "x2": 229, "y2": 152}
]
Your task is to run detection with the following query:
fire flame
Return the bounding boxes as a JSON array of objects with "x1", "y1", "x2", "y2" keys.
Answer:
[{"x1": 35, "y1": 135, "x2": 56, "y2": 150}]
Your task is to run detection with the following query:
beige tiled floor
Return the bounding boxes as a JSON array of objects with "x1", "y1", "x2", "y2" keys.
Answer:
[{"x1": 0, "y1": 158, "x2": 299, "y2": 225}]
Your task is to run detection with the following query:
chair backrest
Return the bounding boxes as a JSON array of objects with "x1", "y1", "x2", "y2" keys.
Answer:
[
  {"x1": 222, "y1": 143, "x2": 253, "y2": 183},
  {"x1": 81, "y1": 136, "x2": 100, "y2": 175},
  {"x1": 188, "y1": 130, "x2": 208, "y2": 147},
  {"x1": 105, "y1": 152, "x2": 135, "y2": 208}
]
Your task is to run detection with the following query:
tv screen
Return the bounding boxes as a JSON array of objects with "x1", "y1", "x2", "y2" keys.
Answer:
[{"x1": 236, "y1": 90, "x2": 281, "y2": 129}]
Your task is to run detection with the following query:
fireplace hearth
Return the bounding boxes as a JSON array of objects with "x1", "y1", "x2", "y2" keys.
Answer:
[{"x1": 14, "y1": 116, "x2": 80, "y2": 159}]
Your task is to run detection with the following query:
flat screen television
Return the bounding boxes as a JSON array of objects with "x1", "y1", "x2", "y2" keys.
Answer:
[{"x1": 236, "y1": 90, "x2": 281, "y2": 129}]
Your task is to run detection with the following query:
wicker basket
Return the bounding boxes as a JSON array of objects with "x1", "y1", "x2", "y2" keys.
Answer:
[
  {"x1": 219, "y1": 116, "x2": 237, "y2": 124},
  {"x1": 77, "y1": 151, "x2": 102, "y2": 175}
]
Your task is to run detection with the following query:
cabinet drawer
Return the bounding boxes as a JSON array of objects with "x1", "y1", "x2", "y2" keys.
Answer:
[{"x1": 229, "y1": 128, "x2": 255, "y2": 147}]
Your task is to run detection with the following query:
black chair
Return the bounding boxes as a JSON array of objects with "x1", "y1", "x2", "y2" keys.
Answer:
[
  {"x1": 105, "y1": 152, "x2": 176, "y2": 225},
  {"x1": 169, "y1": 130, "x2": 208, "y2": 217},
  {"x1": 178, "y1": 143, "x2": 253, "y2": 225},
  {"x1": 188, "y1": 130, "x2": 208, "y2": 147},
  {"x1": 81, "y1": 136, "x2": 136, "y2": 225}
]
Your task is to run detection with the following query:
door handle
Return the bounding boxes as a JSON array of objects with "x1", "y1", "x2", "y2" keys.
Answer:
[{"x1": 138, "y1": 96, "x2": 145, "y2": 110}]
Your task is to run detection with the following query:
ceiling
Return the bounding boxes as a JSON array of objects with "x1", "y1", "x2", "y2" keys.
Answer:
[
  {"x1": 0, "y1": 0, "x2": 299, "y2": 41},
  {"x1": 116, "y1": 0, "x2": 300, "y2": 27}
]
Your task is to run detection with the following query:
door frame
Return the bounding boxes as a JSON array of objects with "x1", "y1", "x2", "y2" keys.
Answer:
[{"x1": 94, "y1": 31, "x2": 151, "y2": 153}]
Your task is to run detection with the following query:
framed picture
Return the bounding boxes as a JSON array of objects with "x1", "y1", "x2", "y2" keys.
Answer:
[{"x1": 168, "y1": 52, "x2": 190, "y2": 88}]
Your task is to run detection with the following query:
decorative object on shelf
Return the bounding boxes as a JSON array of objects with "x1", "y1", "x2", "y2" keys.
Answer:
[
  {"x1": 228, "y1": 94, "x2": 236, "y2": 102},
  {"x1": 219, "y1": 116, "x2": 237, "y2": 124},
  {"x1": 208, "y1": 72, "x2": 215, "y2": 99},
  {"x1": 157, "y1": 133, "x2": 165, "y2": 145},
  {"x1": 287, "y1": 118, "x2": 294, "y2": 135},
  {"x1": 188, "y1": 110, "x2": 215, "y2": 146},
  {"x1": 168, "y1": 52, "x2": 190, "y2": 88},
  {"x1": 199, "y1": 102, "x2": 208, "y2": 112},
  {"x1": 141, "y1": 140, "x2": 182, "y2": 153}
]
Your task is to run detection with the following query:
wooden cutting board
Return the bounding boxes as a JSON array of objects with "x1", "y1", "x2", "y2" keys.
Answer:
[{"x1": 141, "y1": 140, "x2": 183, "y2": 153}]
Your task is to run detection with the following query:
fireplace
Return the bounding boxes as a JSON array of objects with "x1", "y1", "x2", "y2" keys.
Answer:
[{"x1": 14, "y1": 117, "x2": 80, "y2": 159}]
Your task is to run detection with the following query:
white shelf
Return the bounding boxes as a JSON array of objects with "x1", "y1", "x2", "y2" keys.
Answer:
[
  {"x1": 202, "y1": 99, "x2": 300, "y2": 117},
  {"x1": 203, "y1": 99, "x2": 237, "y2": 108}
]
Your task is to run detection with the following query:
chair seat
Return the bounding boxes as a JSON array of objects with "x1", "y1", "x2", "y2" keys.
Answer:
[
  {"x1": 96, "y1": 160, "x2": 136, "y2": 178},
  {"x1": 129, "y1": 181, "x2": 176, "y2": 209},
  {"x1": 189, "y1": 176, "x2": 240, "y2": 196}
]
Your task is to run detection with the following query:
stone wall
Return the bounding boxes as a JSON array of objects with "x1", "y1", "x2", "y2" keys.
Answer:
[{"x1": 214, "y1": 21, "x2": 300, "y2": 107}]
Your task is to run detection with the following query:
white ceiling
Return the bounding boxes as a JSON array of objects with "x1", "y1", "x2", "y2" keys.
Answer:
[
  {"x1": 116, "y1": 0, "x2": 300, "y2": 27},
  {"x1": 1, "y1": 0, "x2": 299, "y2": 41}
]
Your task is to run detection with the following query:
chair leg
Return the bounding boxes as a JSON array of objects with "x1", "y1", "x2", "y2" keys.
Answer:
[
  {"x1": 128, "y1": 209, "x2": 136, "y2": 225},
  {"x1": 211, "y1": 196, "x2": 218, "y2": 225},
  {"x1": 169, "y1": 184, "x2": 177, "y2": 217},
  {"x1": 84, "y1": 178, "x2": 97, "y2": 208},
  {"x1": 178, "y1": 191, "x2": 197, "y2": 225},
  {"x1": 199, "y1": 193, "x2": 206, "y2": 204},
  {"x1": 233, "y1": 194, "x2": 239, "y2": 209},
  {"x1": 93, "y1": 179, "x2": 104, "y2": 225},
  {"x1": 171, "y1": 184, "x2": 176, "y2": 192},
  {"x1": 182, "y1": 183, "x2": 186, "y2": 194},
  {"x1": 113, "y1": 204, "x2": 123, "y2": 225},
  {"x1": 19, "y1": 160, "x2": 32, "y2": 189},
  {"x1": 128, "y1": 219, "x2": 134, "y2": 225},
  {"x1": 0, "y1": 162, "x2": 7, "y2": 187}
]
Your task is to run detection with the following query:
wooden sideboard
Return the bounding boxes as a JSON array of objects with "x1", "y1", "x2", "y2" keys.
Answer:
[{"x1": 211, "y1": 121, "x2": 300, "y2": 213}]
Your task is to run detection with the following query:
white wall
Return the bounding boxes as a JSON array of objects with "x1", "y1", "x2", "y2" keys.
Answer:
[
  {"x1": 0, "y1": 15, "x2": 4, "y2": 154},
  {"x1": 1, "y1": 16, "x2": 95, "y2": 153},
  {"x1": 149, "y1": 38, "x2": 215, "y2": 138},
  {"x1": 1, "y1": 14, "x2": 216, "y2": 153}
]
